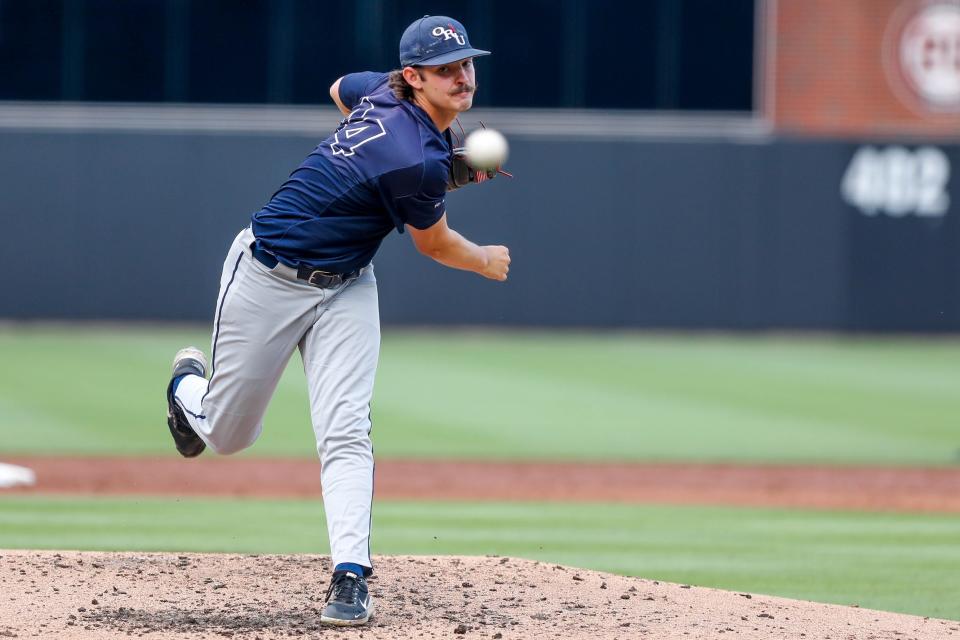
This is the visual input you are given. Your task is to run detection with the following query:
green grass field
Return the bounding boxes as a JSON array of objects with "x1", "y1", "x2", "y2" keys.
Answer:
[
  {"x1": 1, "y1": 326, "x2": 959, "y2": 621},
  {"x1": 1, "y1": 495, "x2": 958, "y2": 620},
  {"x1": 1, "y1": 325, "x2": 958, "y2": 464}
]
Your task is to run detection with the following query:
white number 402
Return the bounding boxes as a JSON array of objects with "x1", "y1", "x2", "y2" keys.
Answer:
[{"x1": 841, "y1": 146, "x2": 951, "y2": 217}]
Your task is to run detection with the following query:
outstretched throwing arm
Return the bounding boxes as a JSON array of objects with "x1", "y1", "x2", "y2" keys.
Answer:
[{"x1": 407, "y1": 214, "x2": 510, "y2": 281}]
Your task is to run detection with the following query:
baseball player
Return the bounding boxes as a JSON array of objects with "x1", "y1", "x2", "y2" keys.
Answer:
[{"x1": 163, "y1": 16, "x2": 507, "y2": 627}]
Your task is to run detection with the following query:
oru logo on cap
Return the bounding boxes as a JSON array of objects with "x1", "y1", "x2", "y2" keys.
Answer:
[{"x1": 432, "y1": 25, "x2": 466, "y2": 45}]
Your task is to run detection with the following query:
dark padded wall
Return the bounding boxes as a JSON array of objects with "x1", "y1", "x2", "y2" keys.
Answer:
[{"x1": 1, "y1": 130, "x2": 957, "y2": 330}]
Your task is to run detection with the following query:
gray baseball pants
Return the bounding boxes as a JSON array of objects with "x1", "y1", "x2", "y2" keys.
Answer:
[{"x1": 174, "y1": 227, "x2": 380, "y2": 570}]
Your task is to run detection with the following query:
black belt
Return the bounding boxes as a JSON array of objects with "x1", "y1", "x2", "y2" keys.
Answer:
[{"x1": 251, "y1": 245, "x2": 359, "y2": 289}]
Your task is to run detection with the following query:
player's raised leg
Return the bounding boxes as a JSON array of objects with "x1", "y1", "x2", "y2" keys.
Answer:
[{"x1": 166, "y1": 228, "x2": 321, "y2": 456}]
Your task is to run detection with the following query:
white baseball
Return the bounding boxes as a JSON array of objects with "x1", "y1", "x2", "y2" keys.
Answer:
[{"x1": 464, "y1": 128, "x2": 509, "y2": 171}]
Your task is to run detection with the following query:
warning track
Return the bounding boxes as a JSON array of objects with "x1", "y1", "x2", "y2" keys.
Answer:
[{"x1": 4, "y1": 456, "x2": 960, "y2": 513}]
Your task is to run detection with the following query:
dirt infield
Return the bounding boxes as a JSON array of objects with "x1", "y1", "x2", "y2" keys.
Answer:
[
  {"x1": 1, "y1": 550, "x2": 957, "y2": 640},
  {"x1": 5, "y1": 455, "x2": 960, "y2": 512}
]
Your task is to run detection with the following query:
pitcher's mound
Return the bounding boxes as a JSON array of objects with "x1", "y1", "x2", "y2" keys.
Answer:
[{"x1": 0, "y1": 551, "x2": 955, "y2": 639}]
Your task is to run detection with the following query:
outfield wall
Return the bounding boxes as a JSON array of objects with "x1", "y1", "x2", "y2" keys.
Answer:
[{"x1": 1, "y1": 104, "x2": 957, "y2": 331}]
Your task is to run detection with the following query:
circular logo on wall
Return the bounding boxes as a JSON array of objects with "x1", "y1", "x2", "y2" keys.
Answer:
[{"x1": 884, "y1": 1, "x2": 960, "y2": 112}]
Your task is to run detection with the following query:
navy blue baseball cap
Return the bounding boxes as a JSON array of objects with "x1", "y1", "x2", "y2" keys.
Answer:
[{"x1": 399, "y1": 15, "x2": 490, "y2": 67}]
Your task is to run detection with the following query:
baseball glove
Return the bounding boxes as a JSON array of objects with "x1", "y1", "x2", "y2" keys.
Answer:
[
  {"x1": 447, "y1": 151, "x2": 497, "y2": 191},
  {"x1": 446, "y1": 120, "x2": 512, "y2": 192}
]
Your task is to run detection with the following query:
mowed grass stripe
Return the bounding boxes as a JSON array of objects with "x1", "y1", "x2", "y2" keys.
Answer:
[
  {"x1": 0, "y1": 495, "x2": 958, "y2": 620},
  {"x1": 377, "y1": 335, "x2": 957, "y2": 456},
  {"x1": 0, "y1": 327, "x2": 958, "y2": 464}
]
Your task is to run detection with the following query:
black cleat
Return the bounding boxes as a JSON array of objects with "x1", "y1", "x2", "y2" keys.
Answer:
[
  {"x1": 321, "y1": 571, "x2": 374, "y2": 626},
  {"x1": 166, "y1": 347, "x2": 208, "y2": 458}
]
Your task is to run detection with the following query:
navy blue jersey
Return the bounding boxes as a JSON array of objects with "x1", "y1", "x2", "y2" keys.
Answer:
[{"x1": 251, "y1": 72, "x2": 451, "y2": 273}]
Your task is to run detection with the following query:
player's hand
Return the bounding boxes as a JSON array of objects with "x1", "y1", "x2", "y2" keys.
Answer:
[{"x1": 480, "y1": 245, "x2": 510, "y2": 281}]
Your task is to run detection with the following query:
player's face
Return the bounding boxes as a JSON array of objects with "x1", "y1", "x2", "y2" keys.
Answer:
[{"x1": 417, "y1": 58, "x2": 476, "y2": 114}]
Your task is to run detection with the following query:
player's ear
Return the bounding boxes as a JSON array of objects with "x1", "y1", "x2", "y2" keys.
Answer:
[{"x1": 402, "y1": 66, "x2": 424, "y2": 90}]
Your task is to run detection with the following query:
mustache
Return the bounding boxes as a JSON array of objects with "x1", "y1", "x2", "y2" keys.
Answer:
[{"x1": 451, "y1": 84, "x2": 476, "y2": 95}]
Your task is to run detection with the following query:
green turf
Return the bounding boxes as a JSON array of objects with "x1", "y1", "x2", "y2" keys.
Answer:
[
  {"x1": 1, "y1": 495, "x2": 957, "y2": 620},
  {"x1": 1, "y1": 325, "x2": 959, "y2": 464}
]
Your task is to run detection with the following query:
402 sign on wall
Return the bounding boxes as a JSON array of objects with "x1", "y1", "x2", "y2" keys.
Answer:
[{"x1": 841, "y1": 146, "x2": 951, "y2": 217}]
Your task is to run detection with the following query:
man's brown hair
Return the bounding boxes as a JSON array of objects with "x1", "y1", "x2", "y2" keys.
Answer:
[{"x1": 388, "y1": 68, "x2": 419, "y2": 101}]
